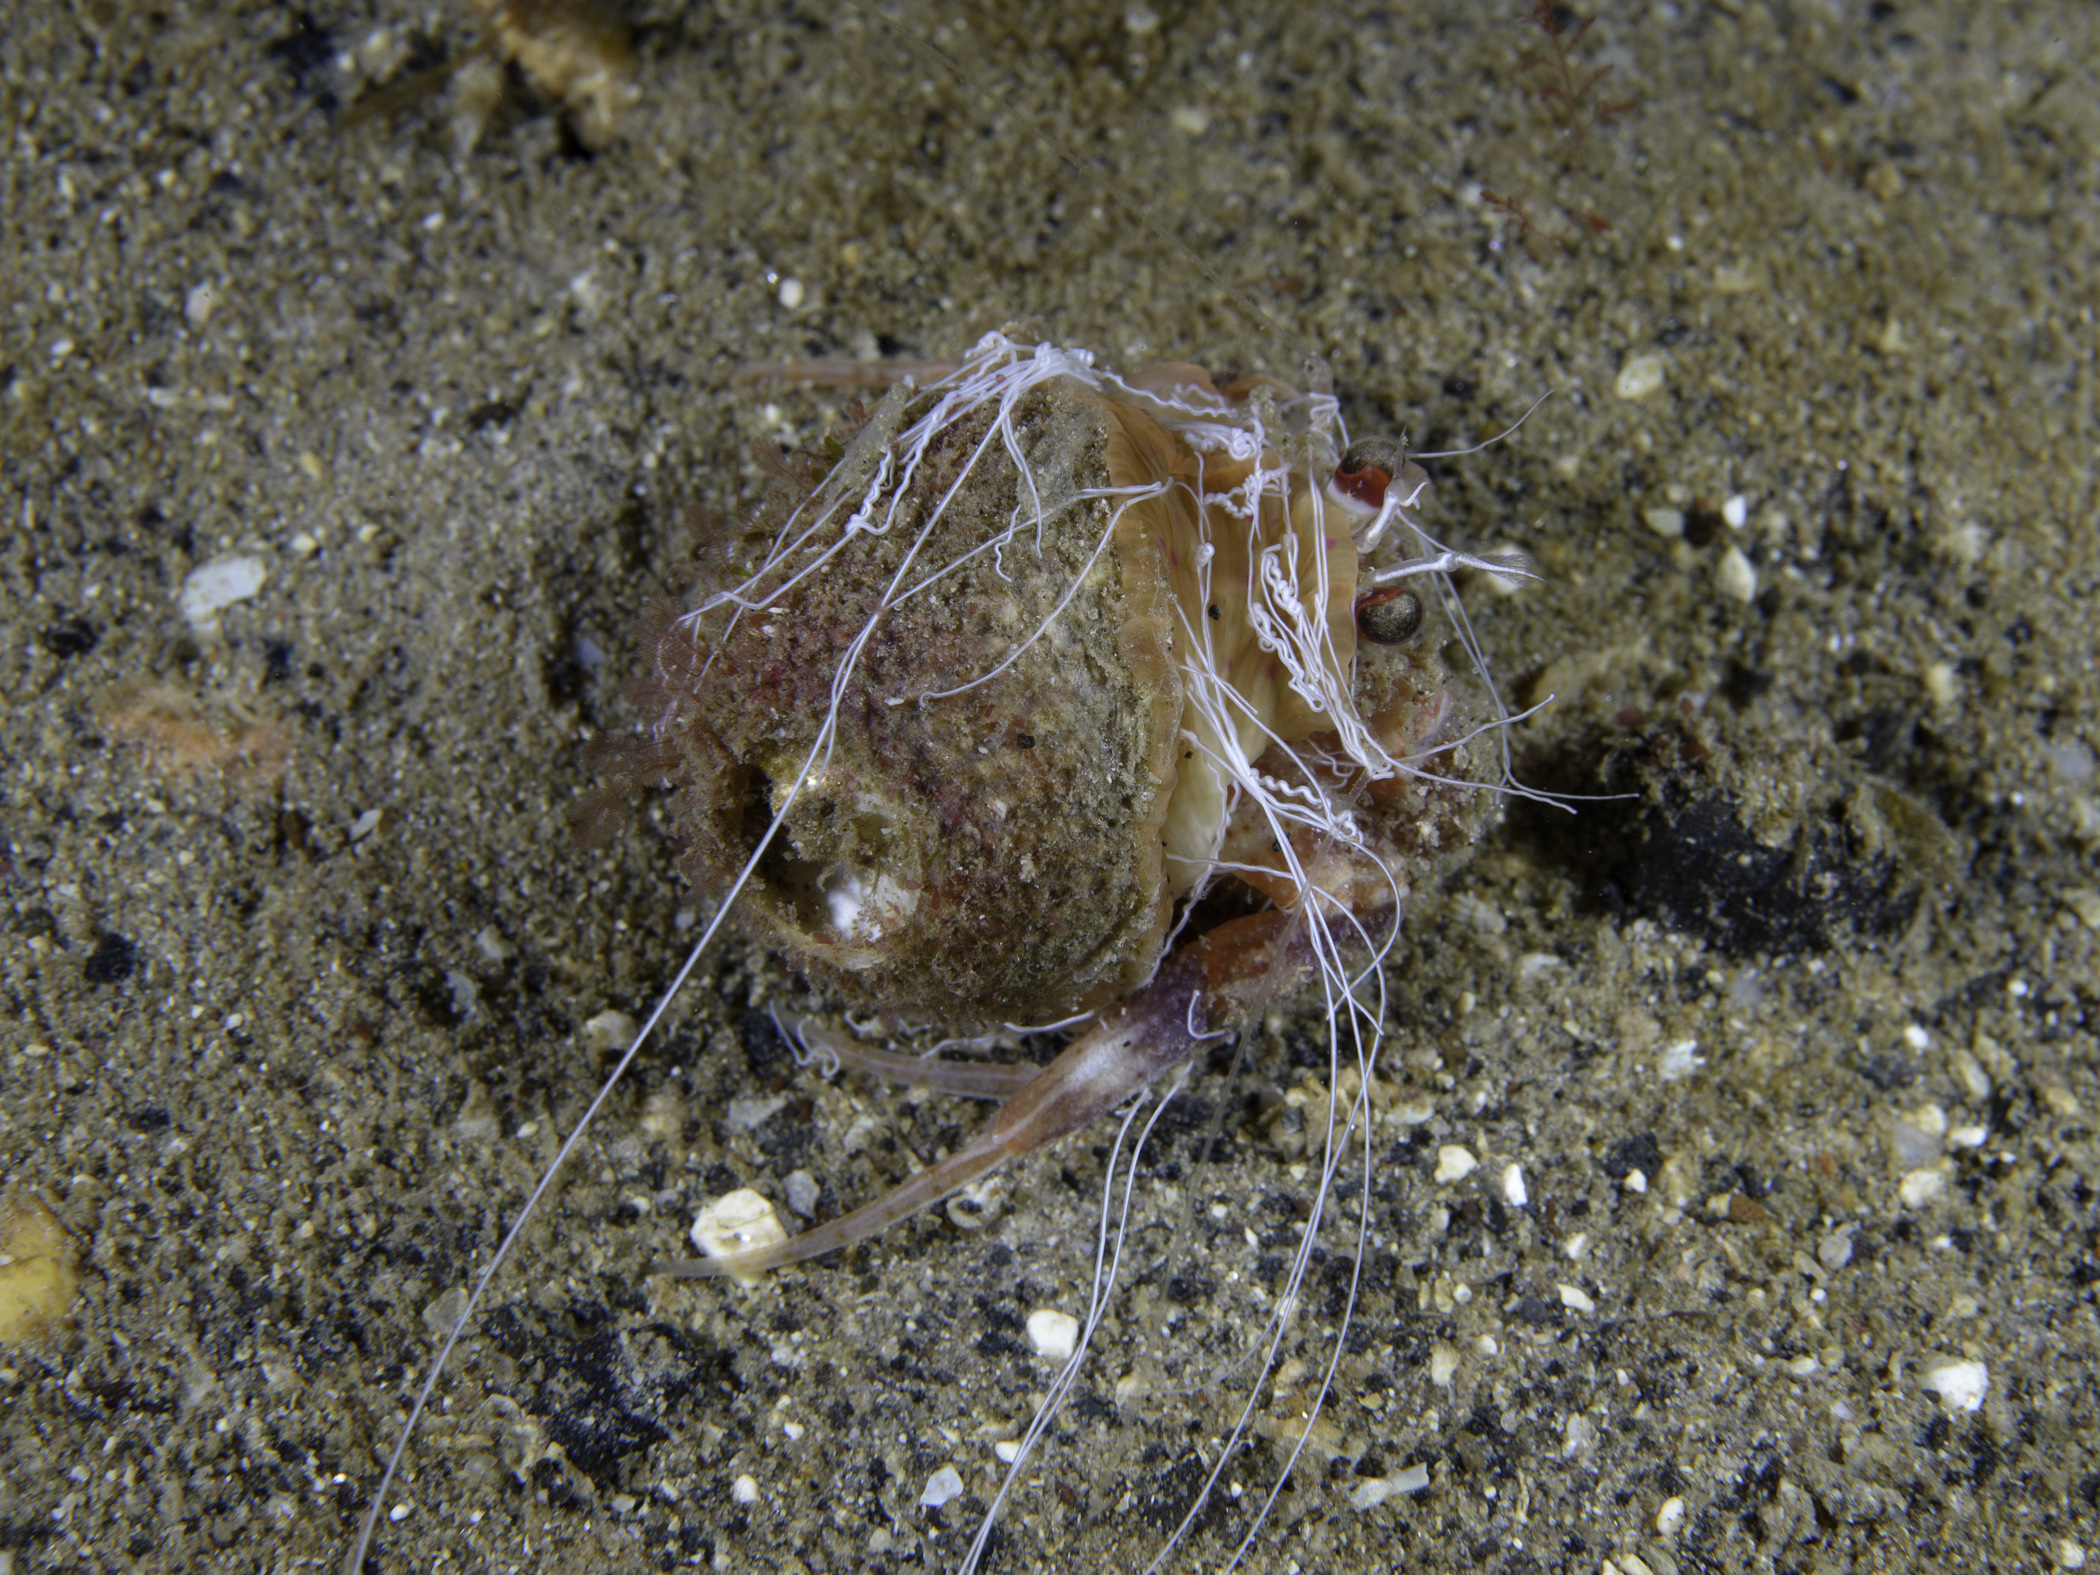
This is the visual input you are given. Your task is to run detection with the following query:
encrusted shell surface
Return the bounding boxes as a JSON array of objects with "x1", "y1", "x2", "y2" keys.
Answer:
[
  {"x1": 619, "y1": 345, "x2": 1474, "y2": 1033},
  {"x1": 649, "y1": 375, "x2": 1186, "y2": 1031}
]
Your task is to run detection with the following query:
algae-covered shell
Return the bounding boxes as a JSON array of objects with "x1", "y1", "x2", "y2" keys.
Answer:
[{"x1": 611, "y1": 335, "x2": 1449, "y2": 1032}]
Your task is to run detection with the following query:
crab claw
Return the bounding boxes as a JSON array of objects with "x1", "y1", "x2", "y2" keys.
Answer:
[{"x1": 664, "y1": 910, "x2": 1303, "y2": 1280}]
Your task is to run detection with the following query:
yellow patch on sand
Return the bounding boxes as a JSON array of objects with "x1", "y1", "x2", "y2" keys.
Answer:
[{"x1": 0, "y1": 1196, "x2": 80, "y2": 1342}]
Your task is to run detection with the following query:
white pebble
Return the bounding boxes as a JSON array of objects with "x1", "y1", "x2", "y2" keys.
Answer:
[
  {"x1": 1817, "y1": 1224, "x2": 1856, "y2": 1271},
  {"x1": 917, "y1": 1465, "x2": 965, "y2": 1509},
  {"x1": 184, "y1": 282, "x2": 218, "y2": 327},
  {"x1": 1923, "y1": 661, "x2": 1960, "y2": 708},
  {"x1": 1655, "y1": 1494, "x2": 1686, "y2": 1535},
  {"x1": 178, "y1": 553, "x2": 268, "y2": 631},
  {"x1": 1556, "y1": 1283, "x2": 1596, "y2": 1314},
  {"x1": 1433, "y1": 1145, "x2": 1478, "y2": 1185},
  {"x1": 348, "y1": 809, "x2": 383, "y2": 842},
  {"x1": 1615, "y1": 353, "x2": 1667, "y2": 400},
  {"x1": 1715, "y1": 545, "x2": 1758, "y2": 604},
  {"x1": 784, "y1": 1169, "x2": 820, "y2": 1218},
  {"x1": 1900, "y1": 1169, "x2": 1947, "y2": 1207},
  {"x1": 993, "y1": 1440, "x2": 1021, "y2": 1463},
  {"x1": 777, "y1": 276, "x2": 805, "y2": 309},
  {"x1": 1026, "y1": 1307, "x2": 1080, "y2": 1361},
  {"x1": 1722, "y1": 494, "x2": 1749, "y2": 529},
  {"x1": 1428, "y1": 1341, "x2": 1460, "y2": 1387},
  {"x1": 690, "y1": 1190, "x2": 787, "y2": 1278},
  {"x1": 581, "y1": 1010, "x2": 638, "y2": 1052},
  {"x1": 1501, "y1": 1163, "x2": 1527, "y2": 1208},
  {"x1": 1658, "y1": 1039, "x2": 1705, "y2": 1080},
  {"x1": 731, "y1": 1473, "x2": 761, "y2": 1504},
  {"x1": 1642, "y1": 506, "x2": 1686, "y2": 538},
  {"x1": 1920, "y1": 1359, "x2": 1989, "y2": 1412},
  {"x1": 2059, "y1": 1539, "x2": 2088, "y2": 1570}
]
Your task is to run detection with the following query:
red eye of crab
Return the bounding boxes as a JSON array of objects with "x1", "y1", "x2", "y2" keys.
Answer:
[
  {"x1": 1329, "y1": 436, "x2": 1407, "y2": 510},
  {"x1": 1355, "y1": 586, "x2": 1425, "y2": 646}
]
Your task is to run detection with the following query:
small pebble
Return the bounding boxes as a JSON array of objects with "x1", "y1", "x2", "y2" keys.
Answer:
[
  {"x1": 1920, "y1": 1359, "x2": 1989, "y2": 1412},
  {"x1": 1501, "y1": 1163, "x2": 1527, "y2": 1207},
  {"x1": 1433, "y1": 1145, "x2": 1478, "y2": 1185},
  {"x1": 1026, "y1": 1307, "x2": 1079, "y2": 1361},
  {"x1": 1642, "y1": 505, "x2": 1686, "y2": 538},
  {"x1": 1923, "y1": 661, "x2": 1959, "y2": 708},
  {"x1": 178, "y1": 553, "x2": 268, "y2": 631},
  {"x1": 777, "y1": 276, "x2": 805, "y2": 309},
  {"x1": 1349, "y1": 1463, "x2": 1430, "y2": 1509},
  {"x1": 1428, "y1": 1342, "x2": 1460, "y2": 1387},
  {"x1": 582, "y1": 1010, "x2": 638, "y2": 1052},
  {"x1": 731, "y1": 1473, "x2": 761, "y2": 1505},
  {"x1": 1616, "y1": 353, "x2": 1667, "y2": 400},
  {"x1": 1722, "y1": 494, "x2": 1749, "y2": 528},
  {"x1": 1714, "y1": 546, "x2": 1758, "y2": 603},
  {"x1": 1557, "y1": 1283, "x2": 1596, "y2": 1314},
  {"x1": 1658, "y1": 1039, "x2": 1704, "y2": 1081},
  {"x1": 691, "y1": 1189, "x2": 787, "y2": 1277},
  {"x1": 918, "y1": 1465, "x2": 965, "y2": 1510},
  {"x1": 1655, "y1": 1495, "x2": 1687, "y2": 1536},
  {"x1": 1817, "y1": 1224, "x2": 1856, "y2": 1271}
]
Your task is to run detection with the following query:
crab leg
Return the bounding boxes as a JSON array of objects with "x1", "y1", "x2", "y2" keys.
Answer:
[{"x1": 665, "y1": 909, "x2": 1303, "y2": 1279}]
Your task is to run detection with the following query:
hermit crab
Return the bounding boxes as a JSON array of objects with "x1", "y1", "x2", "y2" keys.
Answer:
[{"x1": 350, "y1": 329, "x2": 1531, "y2": 1570}]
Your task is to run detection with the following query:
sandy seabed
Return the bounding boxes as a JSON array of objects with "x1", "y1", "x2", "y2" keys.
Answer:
[{"x1": 3, "y1": 2, "x2": 2097, "y2": 1572}]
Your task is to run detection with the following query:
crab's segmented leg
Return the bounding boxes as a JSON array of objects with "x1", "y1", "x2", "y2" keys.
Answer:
[
  {"x1": 771, "y1": 1006, "x2": 1042, "y2": 1102},
  {"x1": 665, "y1": 910, "x2": 1302, "y2": 1280}
]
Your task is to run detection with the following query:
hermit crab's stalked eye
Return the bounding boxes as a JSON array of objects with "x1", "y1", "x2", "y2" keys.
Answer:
[
  {"x1": 1355, "y1": 585, "x2": 1425, "y2": 646},
  {"x1": 1329, "y1": 437, "x2": 1408, "y2": 512}
]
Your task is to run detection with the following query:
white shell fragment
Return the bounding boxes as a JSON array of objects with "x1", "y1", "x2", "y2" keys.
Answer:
[
  {"x1": 178, "y1": 553, "x2": 268, "y2": 632},
  {"x1": 1026, "y1": 1307, "x2": 1080, "y2": 1361},
  {"x1": 690, "y1": 1190, "x2": 788, "y2": 1278},
  {"x1": 918, "y1": 1465, "x2": 965, "y2": 1510},
  {"x1": 1921, "y1": 1359, "x2": 1989, "y2": 1412},
  {"x1": 1501, "y1": 1163, "x2": 1528, "y2": 1207},
  {"x1": 1349, "y1": 1463, "x2": 1430, "y2": 1509}
]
